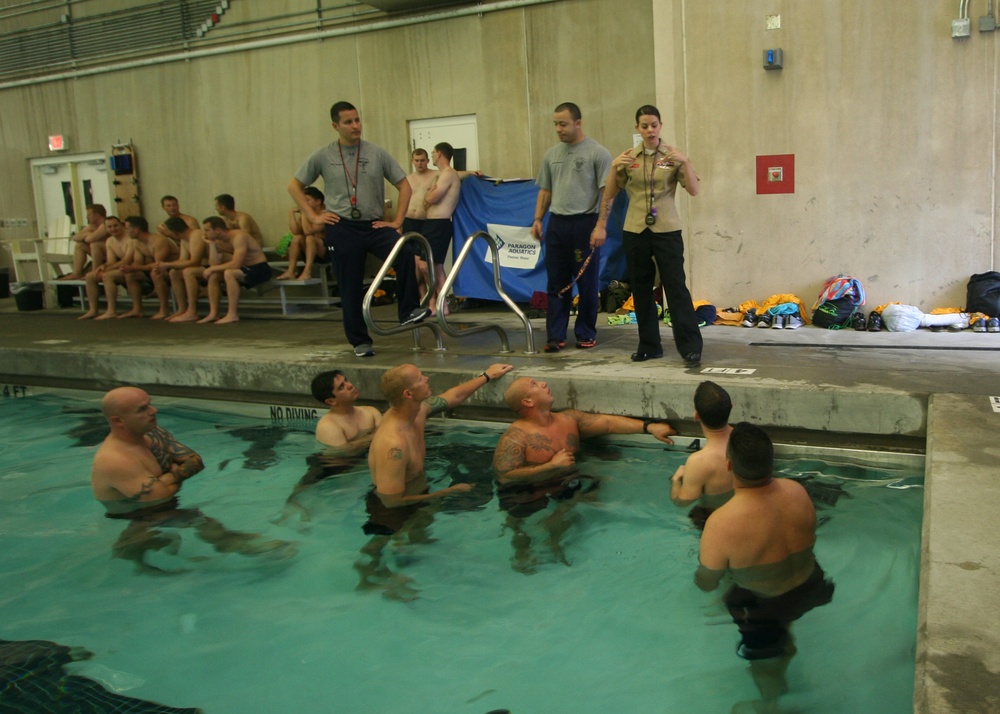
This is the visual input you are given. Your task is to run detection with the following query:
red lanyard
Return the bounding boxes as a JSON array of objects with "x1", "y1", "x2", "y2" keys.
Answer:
[{"x1": 338, "y1": 142, "x2": 361, "y2": 210}]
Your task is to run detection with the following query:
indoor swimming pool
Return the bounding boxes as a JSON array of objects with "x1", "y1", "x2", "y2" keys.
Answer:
[{"x1": 0, "y1": 390, "x2": 923, "y2": 713}]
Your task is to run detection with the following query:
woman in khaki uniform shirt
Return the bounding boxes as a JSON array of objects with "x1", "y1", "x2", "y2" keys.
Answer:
[{"x1": 591, "y1": 105, "x2": 702, "y2": 366}]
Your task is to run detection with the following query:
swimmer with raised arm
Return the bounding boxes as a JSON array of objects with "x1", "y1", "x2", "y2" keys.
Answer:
[
  {"x1": 368, "y1": 363, "x2": 513, "y2": 510},
  {"x1": 492, "y1": 376, "x2": 676, "y2": 571},
  {"x1": 493, "y1": 377, "x2": 676, "y2": 487}
]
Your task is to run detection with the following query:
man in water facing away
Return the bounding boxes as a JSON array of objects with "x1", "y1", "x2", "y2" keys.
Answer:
[
  {"x1": 91, "y1": 387, "x2": 293, "y2": 572},
  {"x1": 670, "y1": 380, "x2": 735, "y2": 529},
  {"x1": 696, "y1": 422, "x2": 834, "y2": 707}
]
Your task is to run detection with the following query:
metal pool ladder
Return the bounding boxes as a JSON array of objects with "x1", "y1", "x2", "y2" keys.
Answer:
[
  {"x1": 361, "y1": 231, "x2": 537, "y2": 354},
  {"x1": 436, "y1": 230, "x2": 536, "y2": 354},
  {"x1": 362, "y1": 232, "x2": 445, "y2": 351}
]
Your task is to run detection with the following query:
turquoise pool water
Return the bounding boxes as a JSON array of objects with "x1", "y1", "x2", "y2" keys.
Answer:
[{"x1": 0, "y1": 392, "x2": 922, "y2": 713}]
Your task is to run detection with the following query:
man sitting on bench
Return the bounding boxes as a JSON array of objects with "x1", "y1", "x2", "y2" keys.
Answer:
[{"x1": 191, "y1": 216, "x2": 270, "y2": 325}]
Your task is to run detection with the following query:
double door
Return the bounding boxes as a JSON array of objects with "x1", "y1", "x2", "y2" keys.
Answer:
[{"x1": 30, "y1": 152, "x2": 114, "y2": 236}]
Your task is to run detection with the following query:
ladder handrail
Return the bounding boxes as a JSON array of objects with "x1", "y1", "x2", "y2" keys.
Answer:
[
  {"x1": 437, "y1": 230, "x2": 536, "y2": 354},
  {"x1": 361, "y1": 232, "x2": 445, "y2": 351}
]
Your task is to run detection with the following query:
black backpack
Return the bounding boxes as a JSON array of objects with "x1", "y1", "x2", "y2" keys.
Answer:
[
  {"x1": 966, "y1": 272, "x2": 1000, "y2": 317},
  {"x1": 812, "y1": 297, "x2": 858, "y2": 329}
]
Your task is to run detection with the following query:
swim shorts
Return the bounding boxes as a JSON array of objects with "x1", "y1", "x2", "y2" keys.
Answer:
[
  {"x1": 687, "y1": 505, "x2": 713, "y2": 531},
  {"x1": 498, "y1": 474, "x2": 599, "y2": 519},
  {"x1": 402, "y1": 217, "x2": 425, "y2": 236},
  {"x1": 362, "y1": 489, "x2": 426, "y2": 536},
  {"x1": 421, "y1": 218, "x2": 453, "y2": 264},
  {"x1": 241, "y1": 261, "x2": 272, "y2": 289},
  {"x1": 103, "y1": 497, "x2": 181, "y2": 521},
  {"x1": 724, "y1": 563, "x2": 835, "y2": 660}
]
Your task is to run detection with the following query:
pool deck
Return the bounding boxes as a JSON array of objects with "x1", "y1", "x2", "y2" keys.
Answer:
[{"x1": 1, "y1": 298, "x2": 998, "y2": 713}]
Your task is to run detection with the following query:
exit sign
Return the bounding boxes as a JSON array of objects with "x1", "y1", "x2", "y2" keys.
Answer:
[{"x1": 48, "y1": 135, "x2": 66, "y2": 151}]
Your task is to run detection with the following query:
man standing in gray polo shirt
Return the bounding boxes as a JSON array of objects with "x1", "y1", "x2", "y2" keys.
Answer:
[
  {"x1": 531, "y1": 102, "x2": 612, "y2": 352},
  {"x1": 288, "y1": 101, "x2": 427, "y2": 357}
]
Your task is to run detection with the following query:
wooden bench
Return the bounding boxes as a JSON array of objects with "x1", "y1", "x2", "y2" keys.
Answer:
[{"x1": 254, "y1": 256, "x2": 339, "y2": 315}]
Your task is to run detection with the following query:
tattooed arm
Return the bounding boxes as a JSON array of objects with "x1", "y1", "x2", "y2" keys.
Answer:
[
  {"x1": 431, "y1": 363, "x2": 515, "y2": 412},
  {"x1": 569, "y1": 410, "x2": 675, "y2": 444},
  {"x1": 91, "y1": 444, "x2": 182, "y2": 504},
  {"x1": 492, "y1": 425, "x2": 577, "y2": 486},
  {"x1": 147, "y1": 426, "x2": 205, "y2": 483},
  {"x1": 423, "y1": 396, "x2": 450, "y2": 418},
  {"x1": 589, "y1": 154, "x2": 628, "y2": 249}
]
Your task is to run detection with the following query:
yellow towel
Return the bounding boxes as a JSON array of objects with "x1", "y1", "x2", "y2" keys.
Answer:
[
  {"x1": 872, "y1": 301, "x2": 901, "y2": 315},
  {"x1": 715, "y1": 310, "x2": 744, "y2": 326},
  {"x1": 759, "y1": 293, "x2": 811, "y2": 325}
]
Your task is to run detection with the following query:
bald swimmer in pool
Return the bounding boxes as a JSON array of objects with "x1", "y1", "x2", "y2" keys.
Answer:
[
  {"x1": 91, "y1": 387, "x2": 293, "y2": 571},
  {"x1": 493, "y1": 376, "x2": 676, "y2": 571}
]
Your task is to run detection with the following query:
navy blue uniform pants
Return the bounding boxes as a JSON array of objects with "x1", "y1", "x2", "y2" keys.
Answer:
[
  {"x1": 544, "y1": 213, "x2": 601, "y2": 344},
  {"x1": 325, "y1": 220, "x2": 419, "y2": 347}
]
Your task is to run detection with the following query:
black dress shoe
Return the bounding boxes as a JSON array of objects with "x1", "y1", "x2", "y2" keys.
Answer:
[
  {"x1": 683, "y1": 352, "x2": 702, "y2": 367},
  {"x1": 630, "y1": 348, "x2": 664, "y2": 362}
]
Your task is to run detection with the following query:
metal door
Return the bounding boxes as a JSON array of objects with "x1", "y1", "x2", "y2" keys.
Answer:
[
  {"x1": 29, "y1": 152, "x2": 112, "y2": 236},
  {"x1": 408, "y1": 115, "x2": 479, "y2": 171}
]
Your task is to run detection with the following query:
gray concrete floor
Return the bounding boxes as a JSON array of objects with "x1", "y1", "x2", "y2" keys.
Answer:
[{"x1": 1, "y1": 296, "x2": 998, "y2": 713}]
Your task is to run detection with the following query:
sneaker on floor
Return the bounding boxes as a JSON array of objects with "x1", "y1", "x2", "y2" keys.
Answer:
[
  {"x1": 401, "y1": 306, "x2": 432, "y2": 326},
  {"x1": 973, "y1": 318, "x2": 988, "y2": 333},
  {"x1": 785, "y1": 314, "x2": 804, "y2": 329},
  {"x1": 851, "y1": 312, "x2": 867, "y2": 331},
  {"x1": 771, "y1": 315, "x2": 786, "y2": 329},
  {"x1": 543, "y1": 339, "x2": 566, "y2": 352},
  {"x1": 575, "y1": 339, "x2": 597, "y2": 349},
  {"x1": 867, "y1": 312, "x2": 883, "y2": 332},
  {"x1": 354, "y1": 343, "x2": 375, "y2": 357},
  {"x1": 989, "y1": 317, "x2": 1000, "y2": 333},
  {"x1": 947, "y1": 321, "x2": 965, "y2": 332},
  {"x1": 740, "y1": 309, "x2": 758, "y2": 328},
  {"x1": 756, "y1": 313, "x2": 773, "y2": 329}
]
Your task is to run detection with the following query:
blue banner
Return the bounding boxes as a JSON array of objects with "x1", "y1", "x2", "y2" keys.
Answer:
[{"x1": 451, "y1": 178, "x2": 627, "y2": 303}]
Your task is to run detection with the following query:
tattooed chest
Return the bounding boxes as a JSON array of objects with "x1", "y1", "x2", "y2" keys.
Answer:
[{"x1": 523, "y1": 432, "x2": 580, "y2": 456}]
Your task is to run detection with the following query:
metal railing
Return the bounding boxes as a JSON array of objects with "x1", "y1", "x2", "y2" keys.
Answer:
[
  {"x1": 361, "y1": 232, "x2": 445, "y2": 351},
  {"x1": 437, "y1": 230, "x2": 536, "y2": 354}
]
